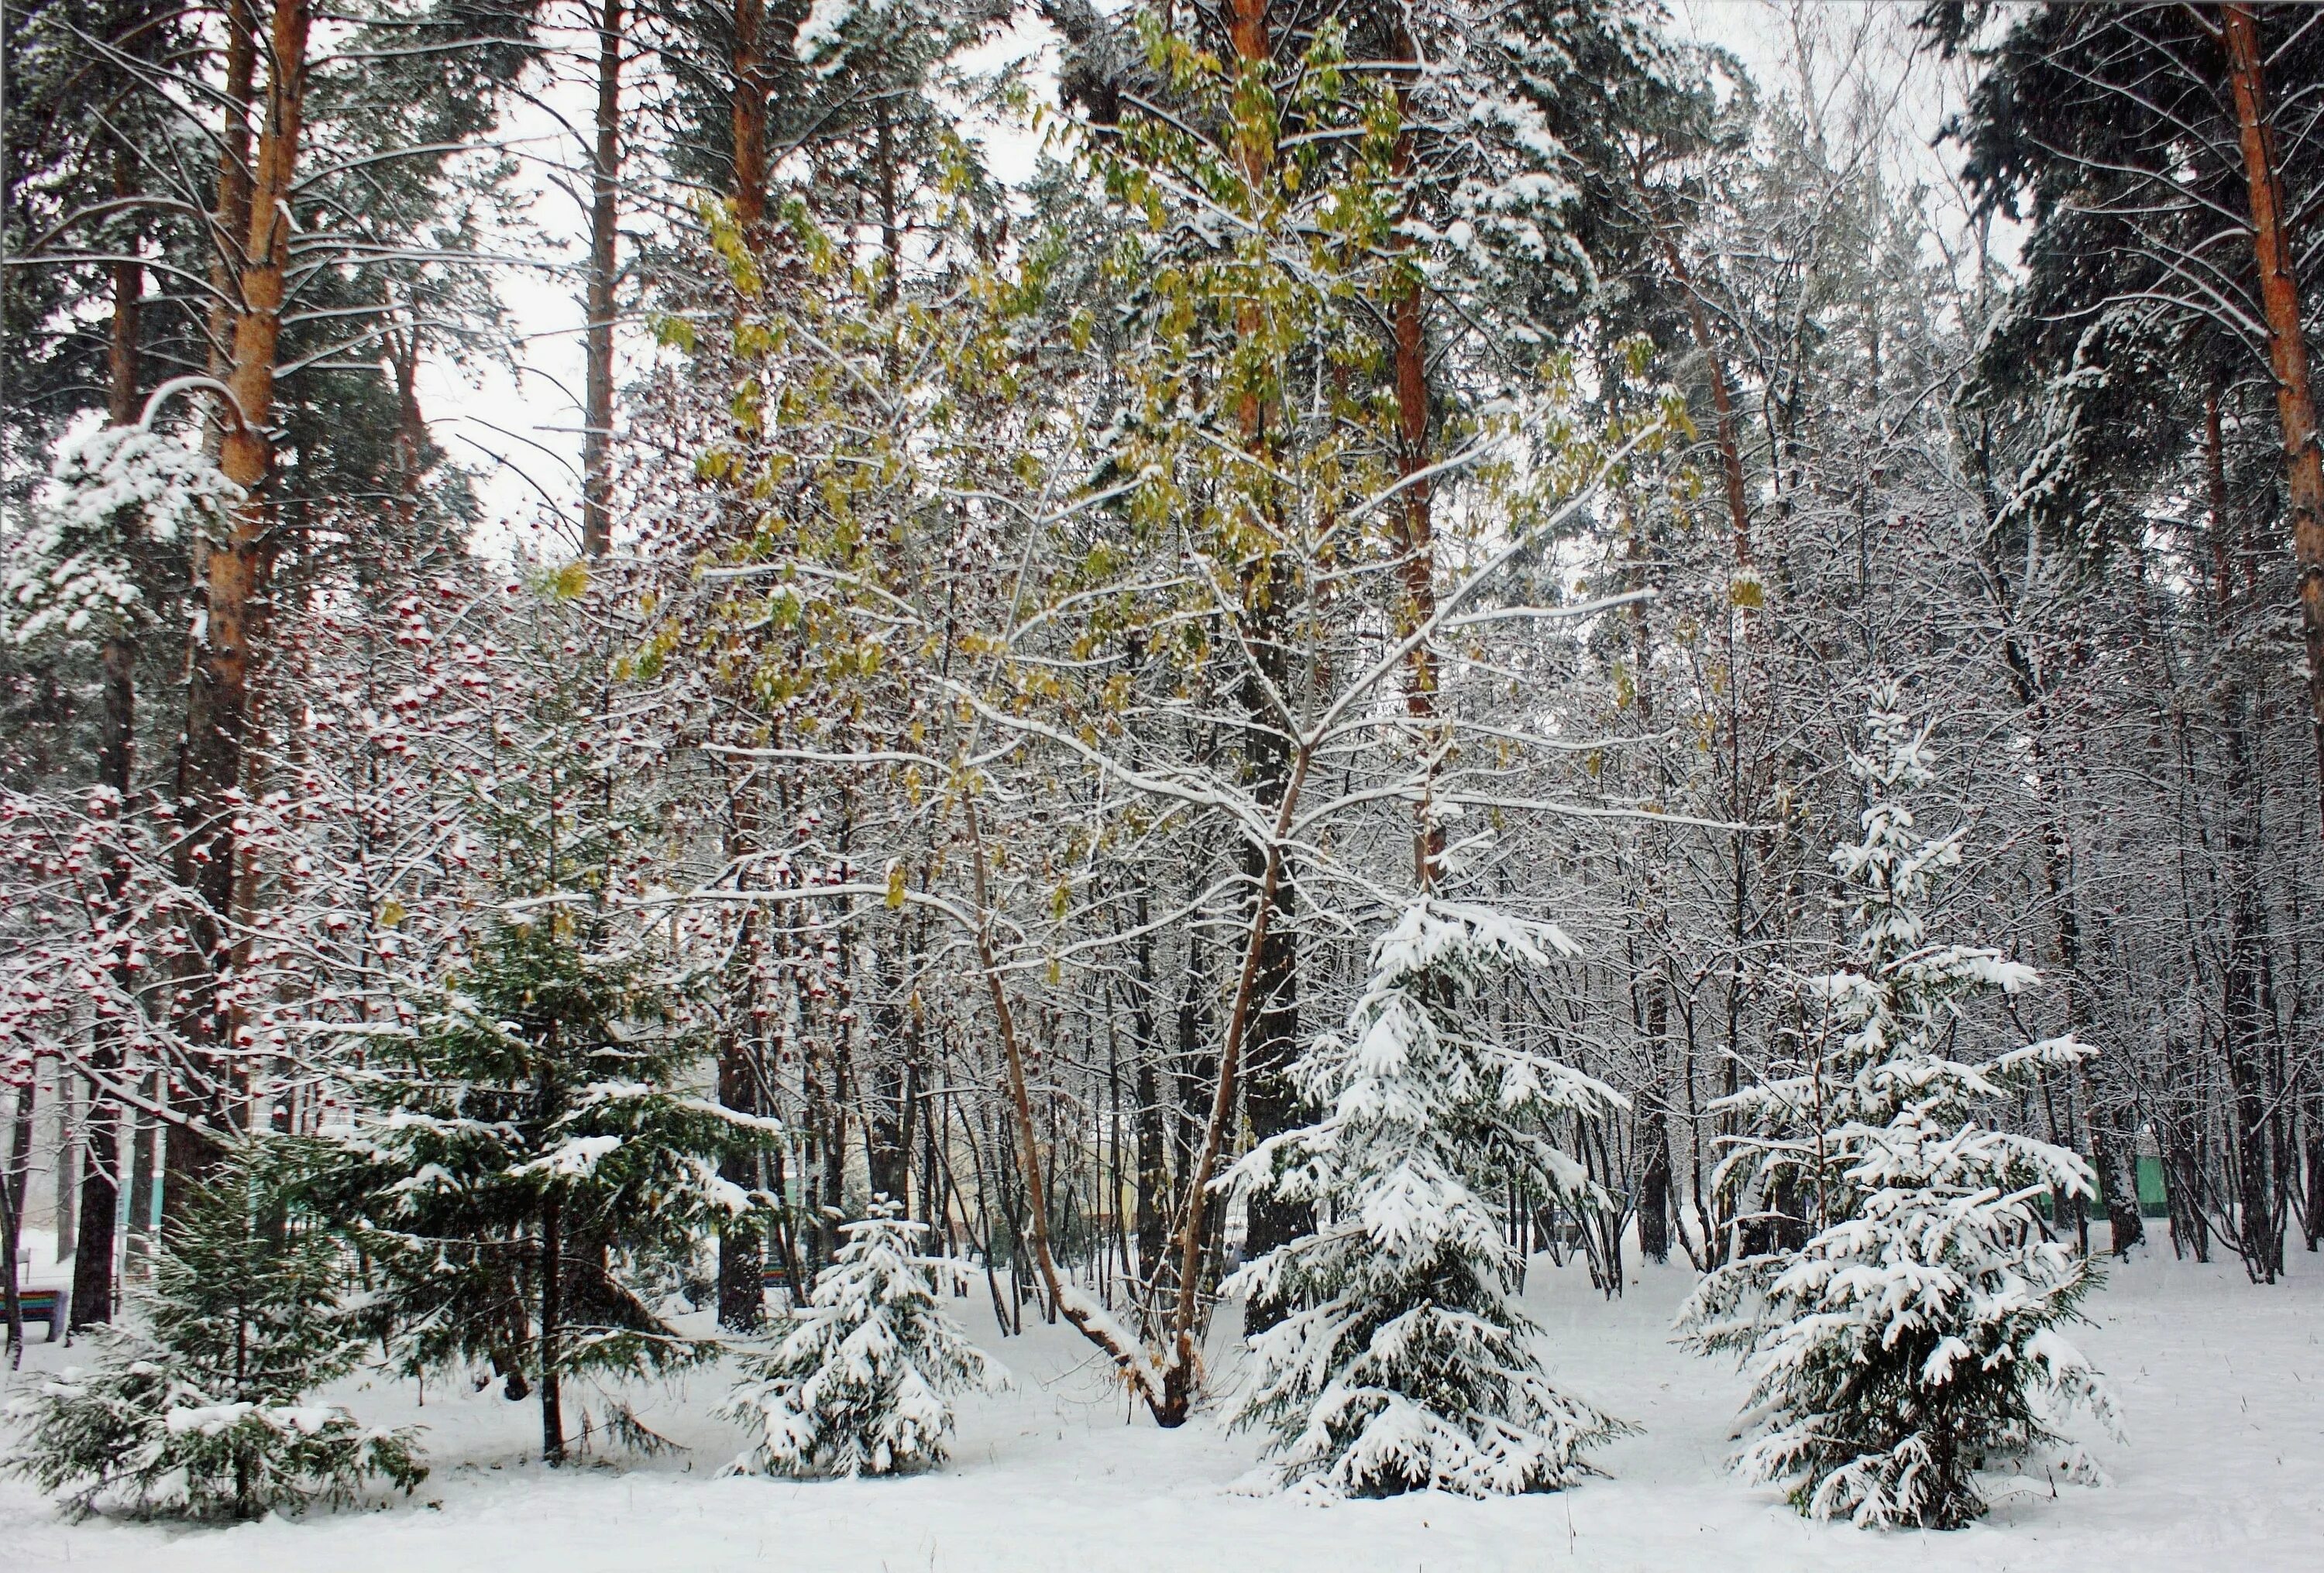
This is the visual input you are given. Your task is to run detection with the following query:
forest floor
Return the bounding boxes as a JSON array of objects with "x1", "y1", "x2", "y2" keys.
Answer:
[{"x1": 3, "y1": 1244, "x2": 2319, "y2": 1571}]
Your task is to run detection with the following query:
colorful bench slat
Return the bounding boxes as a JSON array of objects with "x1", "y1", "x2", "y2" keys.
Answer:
[{"x1": 15, "y1": 1287, "x2": 64, "y2": 1341}]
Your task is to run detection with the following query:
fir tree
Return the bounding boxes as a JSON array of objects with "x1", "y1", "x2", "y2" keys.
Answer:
[
  {"x1": 723, "y1": 1197, "x2": 1005, "y2": 1478},
  {"x1": 1677, "y1": 686, "x2": 2122, "y2": 1529},
  {"x1": 330, "y1": 916, "x2": 779, "y2": 1465},
  {"x1": 1225, "y1": 898, "x2": 1629, "y2": 1498},
  {"x1": 315, "y1": 572, "x2": 786, "y2": 1465},
  {"x1": 0, "y1": 1140, "x2": 425, "y2": 1520}
]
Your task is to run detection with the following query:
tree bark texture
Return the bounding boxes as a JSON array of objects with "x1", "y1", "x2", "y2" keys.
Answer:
[{"x1": 580, "y1": 0, "x2": 624, "y2": 559}]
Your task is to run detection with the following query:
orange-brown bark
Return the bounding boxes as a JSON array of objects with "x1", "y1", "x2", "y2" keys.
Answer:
[{"x1": 2223, "y1": 2, "x2": 2324, "y2": 839}]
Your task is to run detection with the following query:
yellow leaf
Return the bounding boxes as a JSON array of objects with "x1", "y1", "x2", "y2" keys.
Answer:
[{"x1": 547, "y1": 561, "x2": 589, "y2": 602}]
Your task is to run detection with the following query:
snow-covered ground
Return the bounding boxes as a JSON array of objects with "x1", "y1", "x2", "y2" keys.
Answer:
[{"x1": 5, "y1": 1248, "x2": 2319, "y2": 1571}]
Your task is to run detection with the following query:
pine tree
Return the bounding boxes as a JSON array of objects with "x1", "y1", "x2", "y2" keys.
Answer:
[
  {"x1": 1225, "y1": 898, "x2": 1629, "y2": 1498},
  {"x1": 723, "y1": 1197, "x2": 1005, "y2": 1478},
  {"x1": 0, "y1": 1140, "x2": 425, "y2": 1520},
  {"x1": 1676, "y1": 685, "x2": 2122, "y2": 1529}
]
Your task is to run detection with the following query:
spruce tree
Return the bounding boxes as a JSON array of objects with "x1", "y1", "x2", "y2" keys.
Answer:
[
  {"x1": 330, "y1": 917, "x2": 778, "y2": 1464},
  {"x1": 723, "y1": 1197, "x2": 1005, "y2": 1478},
  {"x1": 1, "y1": 1140, "x2": 425, "y2": 1520},
  {"x1": 1226, "y1": 898, "x2": 1628, "y2": 1498},
  {"x1": 1677, "y1": 687, "x2": 2121, "y2": 1528}
]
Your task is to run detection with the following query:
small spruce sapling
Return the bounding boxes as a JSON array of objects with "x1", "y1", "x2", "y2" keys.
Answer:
[
  {"x1": 1226, "y1": 898, "x2": 1629, "y2": 1498},
  {"x1": 724, "y1": 1197, "x2": 1006, "y2": 1477},
  {"x1": 1677, "y1": 687, "x2": 2122, "y2": 1528},
  {"x1": 1, "y1": 1140, "x2": 425, "y2": 1520}
]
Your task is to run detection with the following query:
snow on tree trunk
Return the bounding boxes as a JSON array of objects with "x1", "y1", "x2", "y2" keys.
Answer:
[
  {"x1": 723, "y1": 1197, "x2": 1006, "y2": 1478},
  {"x1": 1224, "y1": 898, "x2": 1629, "y2": 1498},
  {"x1": 1676, "y1": 685, "x2": 2123, "y2": 1529}
]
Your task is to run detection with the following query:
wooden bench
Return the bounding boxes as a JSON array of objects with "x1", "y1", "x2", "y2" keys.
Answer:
[{"x1": 14, "y1": 1286, "x2": 65, "y2": 1341}]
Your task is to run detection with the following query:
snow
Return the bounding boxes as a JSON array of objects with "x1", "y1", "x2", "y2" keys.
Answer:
[
  {"x1": 2, "y1": 426, "x2": 240, "y2": 647},
  {"x1": 163, "y1": 1402, "x2": 263, "y2": 1436},
  {"x1": 796, "y1": 0, "x2": 870, "y2": 73},
  {"x1": 511, "y1": 1135, "x2": 624, "y2": 1177},
  {"x1": 7, "y1": 1248, "x2": 2319, "y2": 1570},
  {"x1": 1049, "y1": 1284, "x2": 1160, "y2": 1400}
]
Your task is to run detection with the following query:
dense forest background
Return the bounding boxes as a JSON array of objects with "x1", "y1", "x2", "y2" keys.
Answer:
[{"x1": 3, "y1": 0, "x2": 2322, "y2": 1456}]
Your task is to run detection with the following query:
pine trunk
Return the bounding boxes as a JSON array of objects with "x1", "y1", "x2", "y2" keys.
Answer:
[
  {"x1": 173, "y1": 0, "x2": 310, "y2": 1215},
  {"x1": 2223, "y1": 3, "x2": 2324, "y2": 853},
  {"x1": 174, "y1": 0, "x2": 252, "y2": 1215},
  {"x1": 68, "y1": 1108, "x2": 118, "y2": 1331},
  {"x1": 201, "y1": 0, "x2": 257, "y2": 404},
  {"x1": 730, "y1": 0, "x2": 769, "y2": 239},
  {"x1": 1387, "y1": 25, "x2": 1443, "y2": 888},
  {"x1": 581, "y1": 0, "x2": 623, "y2": 559}
]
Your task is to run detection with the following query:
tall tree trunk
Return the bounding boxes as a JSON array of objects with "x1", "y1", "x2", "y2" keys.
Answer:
[
  {"x1": 386, "y1": 314, "x2": 433, "y2": 524},
  {"x1": 4, "y1": 1083, "x2": 33, "y2": 1362},
  {"x1": 1635, "y1": 976, "x2": 1673, "y2": 1265},
  {"x1": 176, "y1": 0, "x2": 252, "y2": 1224},
  {"x1": 1233, "y1": 702, "x2": 1302, "y2": 1337},
  {"x1": 106, "y1": 191, "x2": 143, "y2": 430},
  {"x1": 2223, "y1": 2, "x2": 2324, "y2": 848},
  {"x1": 538, "y1": 1190, "x2": 566, "y2": 1463},
  {"x1": 713, "y1": 779, "x2": 765, "y2": 1332},
  {"x1": 713, "y1": 962, "x2": 765, "y2": 1331},
  {"x1": 730, "y1": 0, "x2": 768, "y2": 239},
  {"x1": 710, "y1": 1062, "x2": 763, "y2": 1330},
  {"x1": 77, "y1": 155, "x2": 145, "y2": 1326},
  {"x1": 580, "y1": 0, "x2": 623, "y2": 559},
  {"x1": 1212, "y1": 0, "x2": 1305, "y2": 1342},
  {"x1": 1387, "y1": 25, "x2": 1442, "y2": 889},
  {"x1": 1164, "y1": 734, "x2": 1312, "y2": 1422},
  {"x1": 2209, "y1": 383, "x2": 2284, "y2": 1284},
  {"x1": 68, "y1": 1101, "x2": 119, "y2": 1331},
  {"x1": 963, "y1": 799, "x2": 1165, "y2": 1409},
  {"x1": 710, "y1": 0, "x2": 786, "y2": 1299},
  {"x1": 172, "y1": 0, "x2": 309, "y2": 1217},
  {"x1": 874, "y1": 99, "x2": 901, "y2": 307},
  {"x1": 1133, "y1": 896, "x2": 1169, "y2": 1301},
  {"x1": 201, "y1": 0, "x2": 257, "y2": 402}
]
